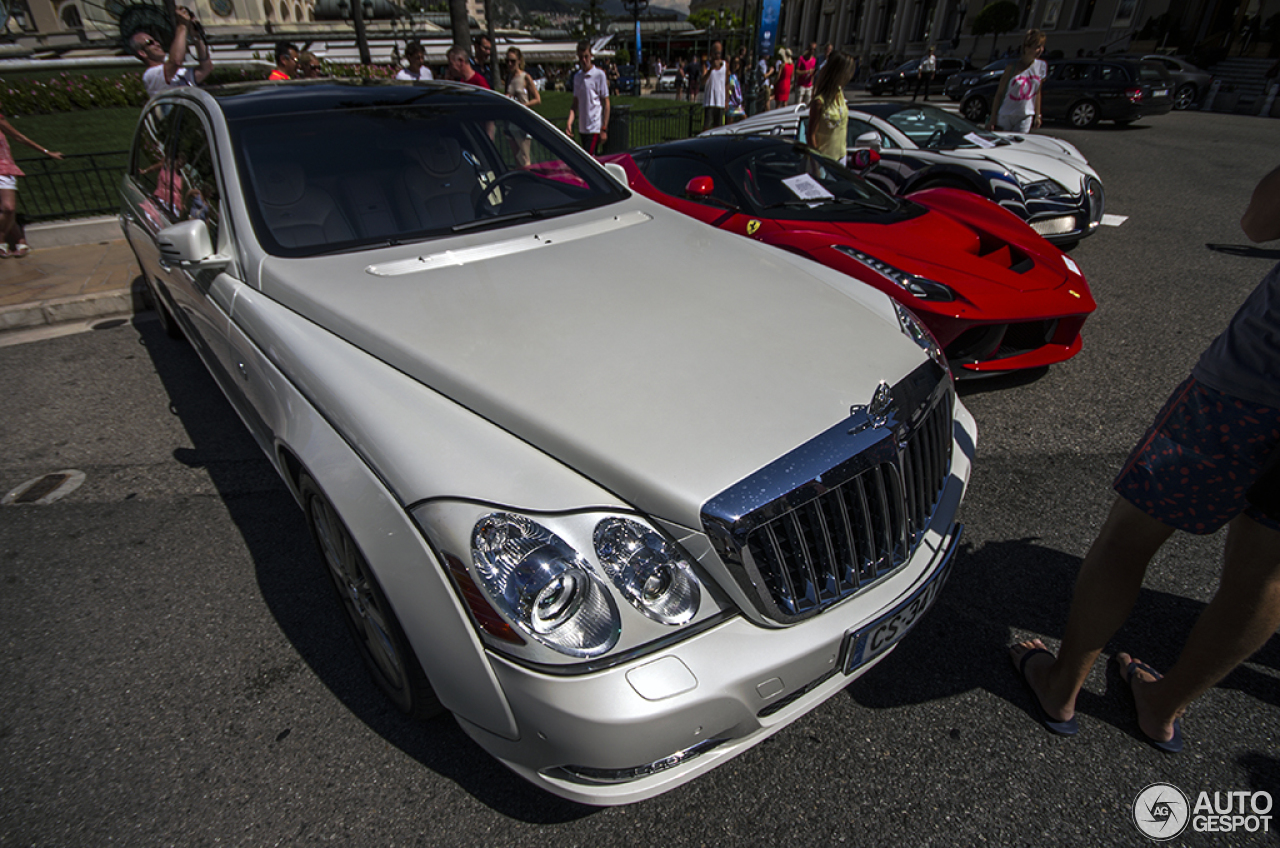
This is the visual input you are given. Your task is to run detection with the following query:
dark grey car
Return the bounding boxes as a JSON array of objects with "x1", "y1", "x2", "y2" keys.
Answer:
[
  {"x1": 960, "y1": 58, "x2": 1174, "y2": 127},
  {"x1": 1112, "y1": 54, "x2": 1213, "y2": 109}
]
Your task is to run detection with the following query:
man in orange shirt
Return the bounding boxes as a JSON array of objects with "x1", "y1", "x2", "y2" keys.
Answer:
[{"x1": 269, "y1": 42, "x2": 298, "y2": 80}]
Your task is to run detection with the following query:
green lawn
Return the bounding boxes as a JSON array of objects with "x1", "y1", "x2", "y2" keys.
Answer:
[{"x1": 9, "y1": 107, "x2": 139, "y2": 157}]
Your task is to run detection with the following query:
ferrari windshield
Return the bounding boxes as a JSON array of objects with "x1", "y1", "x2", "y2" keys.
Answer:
[
  {"x1": 724, "y1": 143, "x2": 900, "y2": 219},
  {"x1": 883, "y1": 104, "x2": 1005, "y2": 150},
  {"x1": 231, "y1": 98, "x2": 626, "y2": 257}
]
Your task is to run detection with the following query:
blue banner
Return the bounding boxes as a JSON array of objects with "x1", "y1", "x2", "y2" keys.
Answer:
[{"x1": 758, "y1": 0, "x2": 781, "y2": 58}]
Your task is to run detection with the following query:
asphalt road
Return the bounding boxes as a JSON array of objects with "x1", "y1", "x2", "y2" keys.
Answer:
[{"x1": 2, "y1": 109, "x2": 1278, "y2": 847}]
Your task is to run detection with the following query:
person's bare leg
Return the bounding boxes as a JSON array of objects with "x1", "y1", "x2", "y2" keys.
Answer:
[
  {"x1": 1118, "y1": 513, "x2": 1280, "y2": 743},
  {"x1": 1011, "y1": 497, "x2": 1174, "y2": 722}
]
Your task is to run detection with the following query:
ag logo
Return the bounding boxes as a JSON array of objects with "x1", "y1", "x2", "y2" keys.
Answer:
[
  {"x1": 1133, "y1": 783, "x2": 1190, "y2": 840},
  {"x1": 746, "y1": 220, "x2": 761, "y2": 235}
]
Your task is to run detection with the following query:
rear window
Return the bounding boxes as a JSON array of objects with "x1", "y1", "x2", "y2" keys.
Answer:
[{"x1": 1138, "y1": 61, "x2": 1170, "y2": 82}]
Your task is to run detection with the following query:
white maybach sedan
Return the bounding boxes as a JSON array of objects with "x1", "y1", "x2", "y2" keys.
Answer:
[{"x1": 120, "y1": 80, "x2": 976, "y2": 805}]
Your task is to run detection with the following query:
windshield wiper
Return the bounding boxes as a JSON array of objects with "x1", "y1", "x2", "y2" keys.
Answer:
[
  {"x1": 451, "y1": 209, "x2": 541, "y2": 232},
  {"x1": 763, "y1": 197, "x2": 889, "y2": 211}
]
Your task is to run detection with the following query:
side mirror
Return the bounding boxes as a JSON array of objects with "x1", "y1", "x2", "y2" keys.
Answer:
[
  {"x1": 156, "y1": 219, "x2": 231, "y2": 271},
  {"x1": 854, "y1": 131, "x2": 882, "y2": 152},
  {"x1": 603, "y1": 161, "x2": 629, "y2": 187},
  {"x1": 849, "y1": 148, "x2": 881, "y2": 171},
  {"x1": 685, "y1": 176, "x2": 716, "y2": 198}
]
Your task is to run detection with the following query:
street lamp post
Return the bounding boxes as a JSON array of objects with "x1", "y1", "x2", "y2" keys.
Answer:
[{"x1": 622, "y1": 0, "x2": 649, "y2": 72}]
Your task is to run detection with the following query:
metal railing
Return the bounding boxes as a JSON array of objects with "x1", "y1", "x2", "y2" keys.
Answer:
[{"x1": 13, "y1": 150, "x2": 129, "y2": 222}]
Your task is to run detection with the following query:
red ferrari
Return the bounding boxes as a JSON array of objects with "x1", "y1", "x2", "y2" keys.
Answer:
[{"x1": 603, "y1": 136, "x2": 1096, "y2": 375}]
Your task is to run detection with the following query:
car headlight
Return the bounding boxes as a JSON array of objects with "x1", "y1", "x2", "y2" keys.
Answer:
[
  {"x1": 594, "y1": 517, "x2": 700, "y2": 625},
  {"x1": 893, "y1": 301, "x2": 949, "y2": 371},
  {"x1": 1020, "y1": 178, "x2": 1069, "y2": 199},
  {"x1": 472, "y1": 513, "x2": 620, "y2": 657},
  {"x1": 414, "y1": 502, "x2": 724, "y2": 666},
  {"x1": 832, "y1": 245, "x2": 957, "y2": 302}
]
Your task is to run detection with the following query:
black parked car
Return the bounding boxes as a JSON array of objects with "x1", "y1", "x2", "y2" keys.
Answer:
[
  {"x1": 943, "y1": 58, "x2": 1013, "y2": 101},
  {"x1": 960, "y1": 57, "x2": 1174, "y2": 127},
  {"x1": 1111, "y1": 54, "x2": 1213, "y2": 110},
  {"x1": 614, "y1": 64, "x2": 639, "y2": 95},
  {"x1": 867, "y1": 57, "x2": 972, "y2": 96}
]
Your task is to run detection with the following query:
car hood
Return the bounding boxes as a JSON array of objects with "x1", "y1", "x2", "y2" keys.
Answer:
[
  {"x1": 926, "y1": 137, "x2": 1095, "y2": 188},
  {"x1": 253, "y1": 201, "x2": 927, "y2": 528}
]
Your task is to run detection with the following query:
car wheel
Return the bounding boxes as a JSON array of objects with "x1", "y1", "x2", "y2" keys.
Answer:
[
  {"x1": 1068, "y1": 100, "x2": 1100, "y2": 128},
  {"x1": 301, "y1": 474, "x2": 444, "y2": 720},
  {"x1": 960, "y1": 95, "x2": 988, "y2": 123},
  {"x1": 1173, "y1": 82, "x2": 1198, "y2": 110},
  {"x1": 142, "y1": 274, "x2": 184, "y2": 340}
]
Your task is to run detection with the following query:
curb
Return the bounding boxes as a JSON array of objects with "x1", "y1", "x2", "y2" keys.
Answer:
[
  {"x1": 0, "y1": 279, "x2": 149, "y2": 333},
  {"x1": 27, "y1": 215, "x2": 122, "y2": 249}
]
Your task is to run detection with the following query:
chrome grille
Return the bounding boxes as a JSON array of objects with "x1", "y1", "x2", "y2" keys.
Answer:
[
  {"x1": 701, "y1": 362, "x2": 954, "y2": 624},
  {"x1": 745, "y1": 394, "x2": 951, "y2": 617}
]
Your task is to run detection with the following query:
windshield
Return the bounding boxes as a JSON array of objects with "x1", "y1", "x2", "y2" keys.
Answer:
[
  {"x1": 722, "y1": 143, "x2": 900, "y2": 219},
  {"x1": 882, "y1": 104, "x2": 1004, "y2": 150},
  {"x1": 232, "y1": 99, "x2": 626, "y2": 257}
]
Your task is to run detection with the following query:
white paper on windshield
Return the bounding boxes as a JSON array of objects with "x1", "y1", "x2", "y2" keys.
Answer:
[
  {"x1": 963, "y1": 132, "x2": 998, "y2": 148},
  {"x1": 782, "y1": 173, "x2": 834, "y2": 200}
]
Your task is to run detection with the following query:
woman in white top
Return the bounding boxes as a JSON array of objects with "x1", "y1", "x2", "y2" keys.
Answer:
[
  {"x1": 988, "y1": 29, "x2": 1047, "y2": 133},
  {"x1": 395, "y1": 42, "x2": 433, "y2": 82},
  {"x1": 504, "y1": 47, "x2": 541, "y2": 167}
]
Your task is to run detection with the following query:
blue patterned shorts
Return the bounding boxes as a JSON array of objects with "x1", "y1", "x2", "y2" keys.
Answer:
[{"x1": 1114, "y1": 376, "x2": 1280, "y2": 534}]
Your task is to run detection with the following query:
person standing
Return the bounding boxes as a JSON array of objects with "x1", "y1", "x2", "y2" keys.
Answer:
[
  {"x1": 726, "y1": 56, "x2": 746, "y2": 123},
  {"x1": 702, "y1": 41, "x2": 727, "y2": 130},
  {"x1": 0, "y1": 108, "x2": 62, "y2": 257},
  {"x1": 1009, "y1": 163, "x2": 1280, "y2": 753},
  {"x1": 913, "y1": 46, "x2": 937, "y2": 101},
  {"x1": 472, "y1": 35, "x2": 495, "y2": 87},
  {"x1": 395, "y1": 41, "x2": 432, "y2": 81},
  {"x1": 130, "y1": 7, "x2": 212, "y2": 97},
  {"x1": 269, "y1": 42, "x2": 298, "y2": 80},
  {"x1": 794, "y1": 42, "x2": 818, "y2": 104},
  {"x1": 807, "y1": 51, "x2": 855, "y2": 162},
  {"x1": 504, "y1": 47, "x2": 541, "y2": 167},
  {"x1": 446, "y1": 45, "x2": 491, "y2": 88},
  {"x1": 566, "y1": 41, "x2": 610, "y2": 154},
  {"x1": 987, "y1": 30, "x2": 1047, "y2": 132},
  {"x1": 773, "y1": 48, "x2": 794, "y2": 108}
]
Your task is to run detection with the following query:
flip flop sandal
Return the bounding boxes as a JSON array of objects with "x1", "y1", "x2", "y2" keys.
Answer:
[
  {"x1": 1115, "y1": 657, "x2": 1184, "y2": 754},
  {"x1": 1014, "y1": 646, "x2": 1079, "y2": 736}
]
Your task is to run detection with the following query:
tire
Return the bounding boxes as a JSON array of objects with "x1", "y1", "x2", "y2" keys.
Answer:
[
  {"x1": 301, "y1": 474, "x2": 443, "y2": 720},
  {"x1": 960, "y1": 95, "x2": 988, "y2": 123},
  {"x1": 1173, "y1": 82, "x2": 1197, "y2": 110},
  {"x1": 1067, "y1": 100, "x2": 1100, "y2": 128},
  {"x1": 142, "y1": 275, "x2": 184, "y2": 340}
]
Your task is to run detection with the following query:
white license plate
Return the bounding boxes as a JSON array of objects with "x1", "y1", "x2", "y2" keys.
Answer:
[{"x1": 843, "y1": 557, "x2": 953, "y2": 674}]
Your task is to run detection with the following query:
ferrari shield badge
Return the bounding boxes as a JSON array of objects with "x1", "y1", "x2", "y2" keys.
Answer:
[{"x1": 746, "y1": 220, "x2": 761, "y2": 235}]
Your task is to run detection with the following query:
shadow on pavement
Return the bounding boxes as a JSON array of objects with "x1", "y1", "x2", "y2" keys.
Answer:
[
  {"x1": 130, "y1": 314, "x2": 596, "y2": 824},
  {"x1": 845, "y1": 533, "x2": 1280, "y2": 729}
]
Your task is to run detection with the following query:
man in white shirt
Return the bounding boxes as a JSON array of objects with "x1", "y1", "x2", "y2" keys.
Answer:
[
  {"x1": 131, "y1": 7, "x2": 212, "y2": 98},
  {"x1": 566, "y1": 41, "x2": 611, "y2": 154}
]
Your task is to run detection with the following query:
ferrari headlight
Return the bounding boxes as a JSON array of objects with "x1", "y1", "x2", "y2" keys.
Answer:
[
  {"x1": 1021, "y1": 178, "x2": 1068, "y2": 199},
  {"x1": 594, "y1": 517, "x2": 700, "y2": 625},
  {"x1": 472, "y1": 513, "x2": 619, "y2": 657},
  {"x1": 833, "y1": 245, "x2": 956, "y2": 302}
]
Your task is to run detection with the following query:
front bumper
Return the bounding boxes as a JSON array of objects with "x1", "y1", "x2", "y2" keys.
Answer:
[{"x1": 455, "y1": 406, "x2": 975, "y2": 805}]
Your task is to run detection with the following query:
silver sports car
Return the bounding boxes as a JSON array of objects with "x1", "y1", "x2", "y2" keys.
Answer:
[
  {"x1": 704, "y1": 101, "x2": 1105, "y2": 246},
  {"x1": 121, "y1": 80, "x2": 976, "y2": 805}
]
